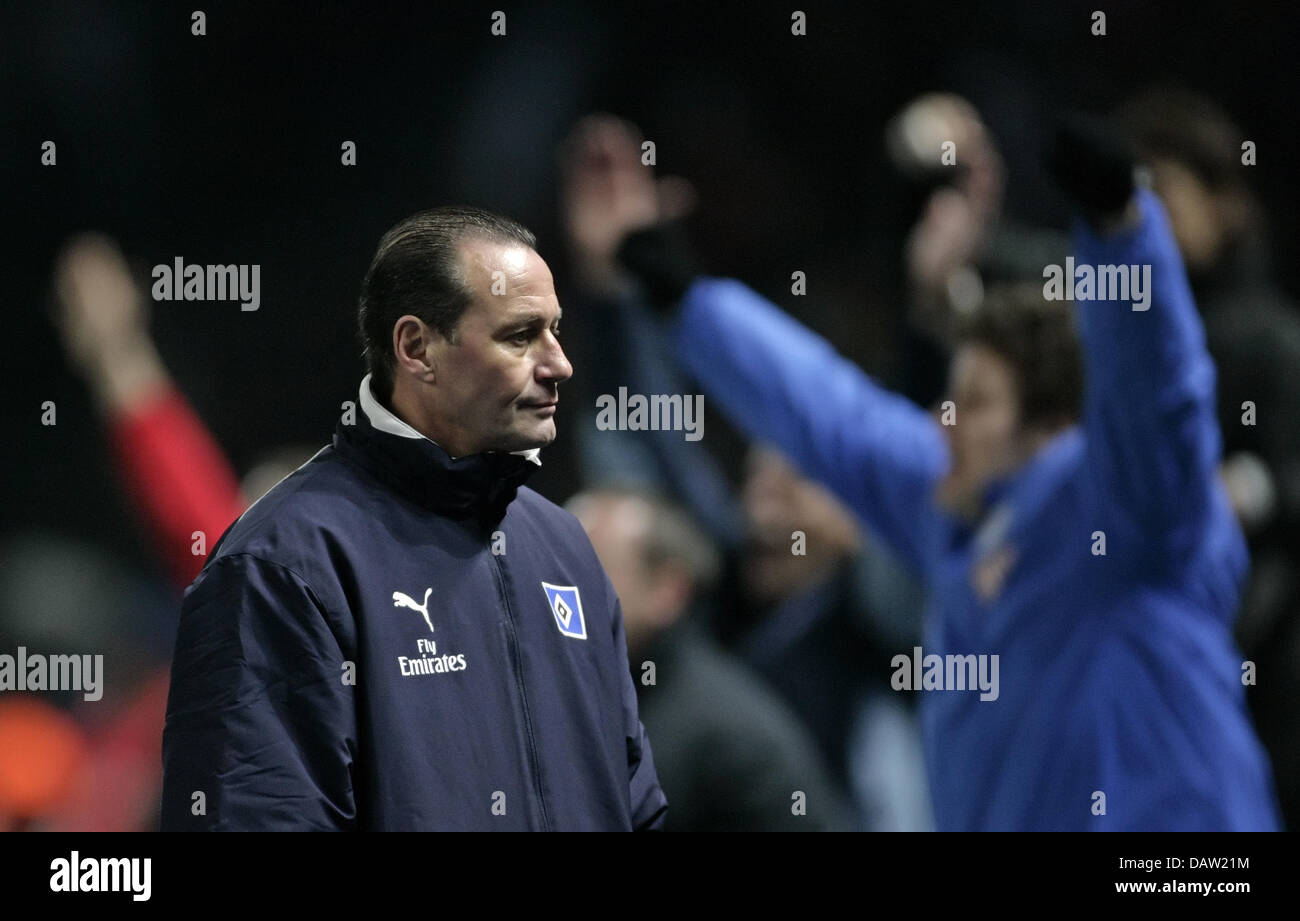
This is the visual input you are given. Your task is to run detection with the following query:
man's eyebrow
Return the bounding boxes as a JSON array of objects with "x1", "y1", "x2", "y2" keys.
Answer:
[{"x1": 499, "y1": 308, "x2": 561, "y2": 328}]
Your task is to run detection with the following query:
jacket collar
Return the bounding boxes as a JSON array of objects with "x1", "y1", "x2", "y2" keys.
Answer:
[
  {"x1": 332, "y1": 374, "x2": 541, "y2": 524},
  {"x1": 951, "y1": 426, "x2": 1083, "y2": 551}
]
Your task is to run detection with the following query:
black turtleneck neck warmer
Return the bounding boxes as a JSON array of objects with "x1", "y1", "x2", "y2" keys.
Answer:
[{"x1": 332, "y1": 375, "x2": 542, "y2": 530}]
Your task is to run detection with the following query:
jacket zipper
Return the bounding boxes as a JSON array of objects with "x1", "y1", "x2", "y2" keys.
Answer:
[{"x1": 490, "y1": 552, "x2": 552, "y2": 831}]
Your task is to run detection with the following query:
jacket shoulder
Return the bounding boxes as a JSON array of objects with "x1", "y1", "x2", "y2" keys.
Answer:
[
  {"x1": 197, "y1": 447, "x2": 356, "y2": 588},
  {"x1": 510, "y1": 485, "x2": 581, "y2": 526}
]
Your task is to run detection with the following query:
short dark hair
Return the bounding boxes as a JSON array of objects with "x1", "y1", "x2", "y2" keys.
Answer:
[
  {"x1": 956, "y1": 283, "x2": 1083, "y2": 431},
  {"x1": 1116, "y1": 86, "x2": 1245, "y2": 193},
  {"x1": 357, "y1": 205, "x2": 537, "y2": 402}
]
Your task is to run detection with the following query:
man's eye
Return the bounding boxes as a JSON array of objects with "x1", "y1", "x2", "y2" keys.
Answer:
[{"x1": 508, "y1": 331, "x2": 532, "y2": 344}]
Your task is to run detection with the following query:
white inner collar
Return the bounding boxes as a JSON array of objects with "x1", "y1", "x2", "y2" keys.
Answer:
[{"x1": 358, "y1": 374, "x2": 542, "y2": 466}]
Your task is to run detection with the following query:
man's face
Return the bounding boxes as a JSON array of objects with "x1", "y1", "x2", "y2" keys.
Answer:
[
  {"x1": 422, "y1": 239, "x2": 572, "y2": 456},
  {"x1": 573, "y1": 495, "x2": 652, "y2": 619},
  {"x1": 1148, "y1": 157, "x2": 1224, "y2": 272},
  {"x1": 570, "y1": 493, "x2": 667, "y2": 655},
  {"x1": 934, "y1": 343, "x2": 1028, "y2": 517}
]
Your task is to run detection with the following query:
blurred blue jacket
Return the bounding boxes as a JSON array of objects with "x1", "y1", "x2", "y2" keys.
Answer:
[{"x1": 666, "y1": 190, "x2": 1281, "y2": 830}]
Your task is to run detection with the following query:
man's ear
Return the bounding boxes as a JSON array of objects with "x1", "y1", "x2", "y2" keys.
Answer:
[{"x1": 393, "y1": 315, "x2": 442, "y2": 384}]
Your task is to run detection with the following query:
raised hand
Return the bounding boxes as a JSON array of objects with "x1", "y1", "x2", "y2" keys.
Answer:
[
  {"x1": 558, "y1": 113, "x2": 695, "y2": 295},
  {"x1": 52, "y1": 233, "x2": 167, "y2": 413}
]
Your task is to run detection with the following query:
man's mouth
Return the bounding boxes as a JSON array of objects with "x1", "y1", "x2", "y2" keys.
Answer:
[{"x1": 521, "y1": 400, "x2": 558, "y2": 412}]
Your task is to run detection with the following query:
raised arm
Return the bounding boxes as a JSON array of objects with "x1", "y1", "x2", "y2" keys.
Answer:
[
  {"x1": 53, "y1": 234, "x2": 246, "y2": 589},
  {"x1": 665, "y1": 276, "x2": 949, "y2": 576},
  {"x1": 1073, "y1": 188, "x2": 1227, "y2": 564}
]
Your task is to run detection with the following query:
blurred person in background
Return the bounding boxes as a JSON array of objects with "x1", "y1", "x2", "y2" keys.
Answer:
[
  {"x1": 1, "y1": 235, "x2": 262, "y2": 832},
  {"x1": 889, "y1": 93, "x2": 1005, "y2": 340},
  {"x1": 52, "y1": 235, "x2": 319, "y2": 588},
  {"x1": 735, "y1": 445, "x2": 932, "y2": 830},
  {"x1": 612, "y1": 117, "x2": 1281, "y2": 830},
  {"x1": 1119, "y1": 86, "x2": 1300, "y2": 829},
  {"x1": 0, "y1": 534, "x2": 176, "y2": 831},
  {"x1": 558, "y1": 115, "x2": 744, "y2": 555},
  {"x1": 569, "y1": 486, "x2": 851, "y2": 830},
  {"x1": 560, "y1": 115, "x2": 932, "y2": 828},
  {"x1": 3, "y1": 235, "x2": 319, "y2": 832},
  {"x1": 887, "y1": 93, "x2": 1072, "y2": 407}
]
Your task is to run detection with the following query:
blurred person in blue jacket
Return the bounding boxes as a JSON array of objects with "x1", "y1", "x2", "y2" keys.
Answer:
[
  {"x1": 1119, "y1": 86, "x2": 1300, "y2": 829},
  {"x1": 610, "y1": 118, "x2": 1281, "y2": 831}
]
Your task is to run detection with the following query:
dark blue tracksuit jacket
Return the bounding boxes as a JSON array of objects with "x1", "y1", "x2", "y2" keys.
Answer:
[
  {"x1": 161, "y1": 376, "x2": 667, "y2": 830},
  {"x1": 663, "y1": 190, "x2": 1280, "y2": 830}
]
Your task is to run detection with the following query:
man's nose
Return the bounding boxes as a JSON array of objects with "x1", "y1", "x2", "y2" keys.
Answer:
[{"x1": 537, "y1": 331, "x2": 573, "y2": 383}]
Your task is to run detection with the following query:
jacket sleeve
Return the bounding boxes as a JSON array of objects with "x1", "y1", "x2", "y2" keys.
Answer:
[
  {"x1": 669, "y1": 278, "x2": 949, "y2": 576},
  {"x1": 611, "y1": 597, "x2": 668, "y2": 831},
  {"x1": 161, "y1": 552, "x2": 357, "y2": 830},
  {"x1": 1074, "y1": 189, "x2": 1227, "y2": 565},
  {"x1": 108, "y1": 384, "x2": 247, "y2": 589}
]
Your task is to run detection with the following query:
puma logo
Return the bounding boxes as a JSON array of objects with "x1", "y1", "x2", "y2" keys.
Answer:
[{"x1": 393, "y1": 587, "x2": 434, "y2": 633}]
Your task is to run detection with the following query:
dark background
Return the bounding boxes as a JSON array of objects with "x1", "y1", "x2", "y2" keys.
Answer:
[{"x1": 5, "y1": 0, "x2": 1297, "y2": 581}]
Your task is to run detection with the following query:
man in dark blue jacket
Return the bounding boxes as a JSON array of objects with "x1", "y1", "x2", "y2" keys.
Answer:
[{"x1": 162, "y1": 206, "x2": 667, "y2": 830}]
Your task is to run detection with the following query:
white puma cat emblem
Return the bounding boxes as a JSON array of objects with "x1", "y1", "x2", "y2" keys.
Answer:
[{"x1": 393, "y1": 587, "x2": 434, "y2": 633}]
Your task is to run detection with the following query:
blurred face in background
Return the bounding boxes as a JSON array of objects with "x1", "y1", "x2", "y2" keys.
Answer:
[
  {"x1": 741, "y1": 447, "x2": 862, "y2": 607},
  {"x1": 1147, "y1": 158, "x2": 1231, "y2": 272},
  {"x1": 571, "y1": 493, "x2": 686, "y2": 656},
  {"x1": 935, "y1": 344, "x2": 1040, "y2": 519}
]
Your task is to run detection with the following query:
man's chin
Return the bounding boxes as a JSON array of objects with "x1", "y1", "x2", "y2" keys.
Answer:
[
  {"x1": 491, "y1": 422, "x2": 556, "y2": 454},
  {"x1": 528, "y1": 420, "x2": 557, "y2": 447}
]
